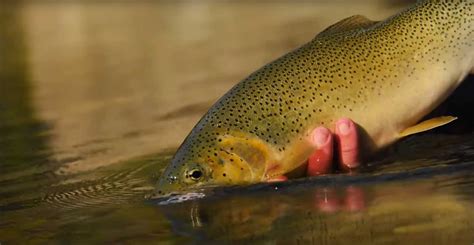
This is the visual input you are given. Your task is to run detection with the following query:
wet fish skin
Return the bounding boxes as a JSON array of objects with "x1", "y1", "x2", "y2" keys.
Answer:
[{"x1": 155, "y1": 0, "x2": 474, "y2": 196}]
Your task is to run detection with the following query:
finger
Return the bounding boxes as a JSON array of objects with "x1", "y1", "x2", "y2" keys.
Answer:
[
  {"x1": 307, "y1": 127, "x2": 334, "y2": 176},
  {"x1": 334, "y1": 118, "x2": 360, "y2": 171},
  {"x1": 267, "y1": 175, "x2": 288, "y2": 182},
  {"x1": 344, "y1": 186, "x2": 365, "y2": 212}
]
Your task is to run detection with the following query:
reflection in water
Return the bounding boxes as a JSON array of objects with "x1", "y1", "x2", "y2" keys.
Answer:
[
  {"x1": 0, "y1": 3, "x2": 52, "y2": 212},
  {"x1": 1, "y1": 0, "x2": 474, "y2": 243},
  {"x1": 160, "y1": 178, "x2": 474, "y2": 244}
]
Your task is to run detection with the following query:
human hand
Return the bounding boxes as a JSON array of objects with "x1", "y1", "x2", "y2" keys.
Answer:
[
  {"x1": 307, "y1": 118, "x2": 360, "y2": 176},
  {"x1": 268, "y1": 118, "x2": 365, "y2": 212}
]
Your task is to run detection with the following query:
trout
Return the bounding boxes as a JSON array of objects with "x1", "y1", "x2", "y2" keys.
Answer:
[{"x1": 155, "y1": 0, "x2": 474, "y2": 196}]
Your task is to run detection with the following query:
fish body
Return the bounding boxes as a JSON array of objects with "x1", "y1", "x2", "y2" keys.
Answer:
[{"x1": 156, "y1": 0, "x2": 474, "y2": 196}]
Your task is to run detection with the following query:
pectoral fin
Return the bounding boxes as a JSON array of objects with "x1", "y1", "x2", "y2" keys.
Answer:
[{"x1": 398, "y1": 116, "x2": 457, "y2": 138}]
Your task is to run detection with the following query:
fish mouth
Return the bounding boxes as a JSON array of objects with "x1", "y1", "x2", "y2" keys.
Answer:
[
  {"x1": 149, "y1": 191, "x2": 206, "y2": 205},
  {"x1": 147, "y1": 191, "x2": 185, "y2": 200},
  {"x1": 152, "y1": 180, "x2": 214, "y2": 203},
  {"x1": 152, "y1": 181, "x2": 204, "y2": 200},
  {"x1": 152, "y1": 185, "x2": 183, "y2": 200},
  {"x1": 148, "y1": 191, "x2": 179, "y2": 200}
]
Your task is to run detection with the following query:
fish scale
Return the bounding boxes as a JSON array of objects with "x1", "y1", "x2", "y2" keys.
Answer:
[{"x1": 156, "y1": 0, "x2": 474, "y2": 197}]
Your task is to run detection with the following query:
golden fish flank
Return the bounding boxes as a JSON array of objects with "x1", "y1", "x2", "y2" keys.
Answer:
[{"x1": 155, "y1": 0, "x2": 474, "y2": 196}]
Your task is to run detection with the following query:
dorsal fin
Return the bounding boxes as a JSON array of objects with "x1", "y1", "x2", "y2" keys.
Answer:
[{"x1": 318, "y1": 15, "x2": 379, "y2": 36}]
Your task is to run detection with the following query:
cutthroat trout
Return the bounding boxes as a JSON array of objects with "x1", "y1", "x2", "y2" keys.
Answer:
[{"x1": 155, "y1": 0, "x2": 474, "y2": 196}]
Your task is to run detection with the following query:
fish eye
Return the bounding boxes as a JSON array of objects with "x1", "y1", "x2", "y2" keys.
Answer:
[{"x1": 190, "y1": 169, "x2": 203, "y2": 180}]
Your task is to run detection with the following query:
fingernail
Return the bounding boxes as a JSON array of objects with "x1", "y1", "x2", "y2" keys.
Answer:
[
  {"x1": 337, "y1": 120, "x2": 351, "y2": 136},
  {"x1": 314, "y1": 128, "x2": 330, "y2": 146}
]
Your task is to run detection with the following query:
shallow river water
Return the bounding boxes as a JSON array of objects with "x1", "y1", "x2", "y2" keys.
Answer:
[{"x1": 1, "y1": 0, "x2": 474, "y2": 244}]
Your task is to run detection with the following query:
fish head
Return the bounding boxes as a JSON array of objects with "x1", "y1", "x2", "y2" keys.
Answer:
[
  {"x1": 155, "y1": 130, "x2": 276, "y2": 197},
  {"x1": 154, "y1": 156, "x2": 213, "y2": 197}
]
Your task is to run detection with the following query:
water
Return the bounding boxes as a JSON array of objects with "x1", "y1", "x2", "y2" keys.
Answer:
[{"x1": 1, "y1": 0, "x2": 474, "y2": 244}]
